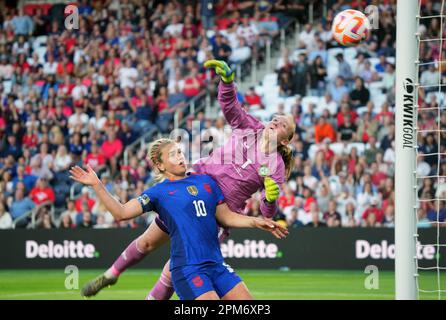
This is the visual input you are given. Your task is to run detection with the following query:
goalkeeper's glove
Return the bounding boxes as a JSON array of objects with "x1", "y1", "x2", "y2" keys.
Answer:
[
  {"x1": 203, "y1": 59, "x2": 235, "y2": 84},
  {"x1": 264, "y1": 177, "x2": 280, "y2": 203}
]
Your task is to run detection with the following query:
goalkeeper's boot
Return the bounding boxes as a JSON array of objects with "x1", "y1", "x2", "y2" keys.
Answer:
[{"x1": 80, "y1": 274, "x2": 118, "y2": 297}]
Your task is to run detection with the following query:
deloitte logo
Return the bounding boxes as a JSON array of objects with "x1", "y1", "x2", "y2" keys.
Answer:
[
  {"x1": 355, "y1": 240, "x2": 436, "y2": 260},
  {"x1": 220, "y1": 240, "x2": 281, "y2": 259},
  {"x1": 26, "y1": 240, "x2": 99, "y2": 259}
]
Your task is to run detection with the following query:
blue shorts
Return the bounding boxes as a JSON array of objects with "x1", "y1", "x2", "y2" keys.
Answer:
[{"x1": 171, "y1": 262, "x2": 242, "y2": 300}]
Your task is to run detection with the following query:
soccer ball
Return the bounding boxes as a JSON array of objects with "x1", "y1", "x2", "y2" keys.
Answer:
[{"x1": 332, "y1": 9, "x2": 370, "y2": 46}]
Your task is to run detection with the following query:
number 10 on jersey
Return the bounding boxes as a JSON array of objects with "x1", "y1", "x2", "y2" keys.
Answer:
[{"x1": 193, "y1": 200, "x2": 207, "y2": 217}]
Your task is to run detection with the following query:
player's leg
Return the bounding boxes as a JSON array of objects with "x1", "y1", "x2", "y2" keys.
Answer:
[
  {"x1": 106, "y1": 218, "x2": 169, "y2": 278},
  {"x1": 145, "y1": 259, "x2": 175, "y2": 300},
  {"x1": 146, "y1": 227, "x2": 230, "y2": 300},
  {"x1": 81, "y1": 219, "x2": 169, "y2": 297},
  {"x1": 221, "y1": 282, "x2": 253, "y2": 300},
  {"x1": 213, "y1": 262, "x2": 253, "y2": 300},
  {"x1": 195, "y1": 291, "x2": 220, "y2": 300}
]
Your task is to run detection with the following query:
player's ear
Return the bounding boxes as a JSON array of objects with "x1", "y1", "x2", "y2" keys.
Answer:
[
  {"x1": 280, "y1": 138, "x2": 290, "y2": 147},
  {"x1": 155, "y1": 161, "x2": 165, "y2": 173}
]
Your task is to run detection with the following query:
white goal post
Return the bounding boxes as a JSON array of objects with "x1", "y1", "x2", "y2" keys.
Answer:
[{"x1": 395, "y1": 0, "x2": 418, "y2": 300}]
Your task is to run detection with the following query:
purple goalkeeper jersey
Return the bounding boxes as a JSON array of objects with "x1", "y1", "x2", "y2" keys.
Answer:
[{"x1": 192, "y1": 81, "x2": 285, "y2": 219}]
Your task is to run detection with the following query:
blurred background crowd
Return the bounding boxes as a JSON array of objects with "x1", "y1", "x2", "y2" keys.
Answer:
[{"x1": 0, "y1": 0, "x2": 444, "y2": 230}]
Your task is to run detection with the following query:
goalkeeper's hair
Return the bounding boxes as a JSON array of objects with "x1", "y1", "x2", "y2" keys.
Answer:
[
  {"x1": 148, "y1": 138, "x2": 176, "y2": 182},
  {"x1": 279, "y1": 114, "x2": 295, "y2": 180},
  {"x1": 278, "y1": 144, "x2": 293, "y2": 180}
]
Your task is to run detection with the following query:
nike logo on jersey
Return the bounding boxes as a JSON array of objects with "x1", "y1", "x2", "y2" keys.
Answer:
[{"x1": 168, "y1": 190, "x2": 178, "y2": 195}]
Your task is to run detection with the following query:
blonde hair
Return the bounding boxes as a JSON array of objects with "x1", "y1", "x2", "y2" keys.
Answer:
[
  {"x1": 279, "y1": 114, "x2": 296, "y2": 180},
  {"x1": 148, "y1": 138, "x2": 176, "y2": 182}
]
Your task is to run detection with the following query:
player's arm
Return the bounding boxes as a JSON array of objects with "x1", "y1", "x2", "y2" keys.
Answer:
[
  {"x1": 69, "y1": 165, "x2": 143, "y2": 221},
  {"x1": 204, "y1": 59, "x2": 262, "y2": 130},
  {"x1": 215, "y1": 203, "x2": 288, "y2": 239}
]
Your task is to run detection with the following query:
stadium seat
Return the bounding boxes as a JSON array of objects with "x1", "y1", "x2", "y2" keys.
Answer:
[
  {"x1": 32, "y1": 36, "x2": 48, "y2": 51},
  {"x1": 34, "y1": 46, "x2": 48, "y2": 65},
  {"x1": 344, "y1": 47, "x2": 358, "y2": 61},
  {"x1": 262, "y1": 73, "x2": 278, "y2": 86},
  {"x1": 302, "y1": 96, "x2": 321, "y2": 114},
  {"x1": 2, "y1": 80, "x2": 12, "y2": 94}
]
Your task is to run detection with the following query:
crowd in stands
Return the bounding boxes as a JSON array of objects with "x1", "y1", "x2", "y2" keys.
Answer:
[
  {"x1": 0, "y1": 0, "x2": 444, "y2": 230},
  {"x1": 0, "y1": 0, "x2": 305, "y2": 229}
]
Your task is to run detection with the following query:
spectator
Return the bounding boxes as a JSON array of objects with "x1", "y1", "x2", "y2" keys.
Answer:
[
  {"x1": 317, "y1": 92, "x2": 338, "y2": 116},
  {"x1": 292, "y1": 53, "x2": 310, "y2": 96},
  {"x1": 359, "y1": 60, "x2": 379, "y2": 83},
  {"x1": 374, "y1": 54, "x2": 389, "y2": 73},
  {"x1": 286, "y1": 207, "x2": 304, "y2": 228},
  {"x1": 323, "y1": 200, "x2": 342, "y2": 227},
  {"x1": 60, "y1": 199, "x2": 77, "y2": 224},
  {"x1": 60, "y1": 212, "x2": 75, "y2": 229},
  {"x1": 68, "y1": 104, "x2": 89, "y2": 135},
  {"x1": 119, "y1": 58, "x2": 138, "y2": 89},
  {"x1": 3, "y1": 134, "x2": 22, "y2": 160},
  {"x1": 278, "y1": 71, "x2": 293, "y2": 97},
  {"x1": 10, "y1": 188, "x2": 36, "y2": 222},
  {"x1": 76, "y1": 202, "x2": 95, "y2": 228},
  {"x1": 237, "y1": 15, "x2": 259, "y2": 47},
  {"x1": 417, "y1": 208, "x2": 432, "y2": 228},
  {"x1": 75, "y1": 187, "x2": 96, "y2": 213},
  {"x1": 362, "y1": 197, "x2": 384, "y2": 226},
  {"x1": 298, "y1": 23, "x2": 315, "y2": 50},
  {"x1": 338, "y1": 115, "x2": 357, "y2": 144},
  {"x1": 101, "y1": 129, "x2": 123, "y2": 177},
  {"x1": 199, "y1": 0, "x2": 216, "y2": 30},
  {"x1": 11, "y1": 8, "x2": 34, "y2": 36},
  {"x1": 349, "y1": 77, "x2": 370, "y2": 108},
  {"x1": 53, "y1": 145, "x2": 72, "y2": 172},
  {"x1": 342, "y1": 202, "x2": 358, "y2": 227},
  {"x1": 12, "y1": 164, "x2": 37, "y2": 192},
  {"x1": 382, "y1": 63, "x2": 395, "y2": 92},
  {"x1": 314, "y1": 115, "x2": 336, "y2": 144},
  {"x1": 427, "y1": 201, "x2": 446, "y2": 224},
  {"x1": 356, "y1": 112, "x2": 379, "y2": 143},
  {"x1": 38, "y1": 211, "x2": 55, "y2": 229},
  {"x1": 335, "y1": 53, "x2": 353, "y2": 83},
  {"x1": 278, "y1": 185, "x2": 296, "y2": 210},
  {"x1": 0, "y1": 202, "x2": 12, "y2": 229},
  {"x1": 306, "y1": 202, "x2": 326, "y2": 227},
  {"x1": 330, "y1": 76, "x2": 349, "y2": 104},
  {"x1": 309, "y1": 55, "x2": 327, "y2": 96},
  {"x1": 212, "y1": 34, "x2": 232, "y2": 62},
  {"x1": 29, "y1": 177, "x2": 55, "y2": 205},
  {"x1": 382, "y1": 204, "x2": 395, "y2": 227},
  {"x1": 183, "y1": 67, "x2": 203, "y2": 99}
]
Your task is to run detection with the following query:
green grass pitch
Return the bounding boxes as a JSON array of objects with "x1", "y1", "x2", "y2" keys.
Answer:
[{"x1": 0, "y1": 269, "x2": 444, "y2": 300}]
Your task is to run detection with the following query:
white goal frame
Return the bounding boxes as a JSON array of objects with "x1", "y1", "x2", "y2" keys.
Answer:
[{"x1": 395, "y1": 0, "x2": 418, "y2": 300}]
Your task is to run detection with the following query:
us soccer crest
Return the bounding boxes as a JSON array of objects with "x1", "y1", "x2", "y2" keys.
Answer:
[
  {"x1": 187, "y1": 185, "x2": 198, "y2": 196},
  {"x1": 204, "y1": 183, "x2": 212, "y2": 193},
  {"x1": 138, "y1": 194, "x2": 150, "y2": 206}
]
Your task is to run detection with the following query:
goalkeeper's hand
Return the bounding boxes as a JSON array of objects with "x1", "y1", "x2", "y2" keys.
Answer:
[
  {"x1": 264, "y1": 177, "x2": 280, "y2": 203},
  {"x1": 203, "y1": 59, "x2": 235, "y2": 84}
]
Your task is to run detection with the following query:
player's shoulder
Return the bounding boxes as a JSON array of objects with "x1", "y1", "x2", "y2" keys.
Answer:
[
  {"x1": 141, "y1": 181, "x2": 164, "y2": 196},
  {"x1": 187, "y1": 172, "x2": 211, "y2": 180}
]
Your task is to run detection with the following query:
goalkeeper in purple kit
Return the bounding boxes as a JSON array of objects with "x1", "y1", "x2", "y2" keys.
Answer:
[{"x1": 80, "y1": 59, "x2": 296, "y2": 299}]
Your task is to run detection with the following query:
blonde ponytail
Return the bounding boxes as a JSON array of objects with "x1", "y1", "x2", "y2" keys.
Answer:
[
  {"x1": 278, "y1": 144, "x2": 294, "y2": 180},
  {"x1": 280, "y1": 114, "x2": 295, "y2": 180},
  {"x1": 148, "y1": 138, "x2": 175, "y2": 182}
]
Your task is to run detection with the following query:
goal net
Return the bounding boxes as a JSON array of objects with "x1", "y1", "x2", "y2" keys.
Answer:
[
  {"x1": 414, "y1": 0, "x2": 446, "y2": 300},
  {"x1": 397, "y1": 0, "x2": 446, "y2": 300}
]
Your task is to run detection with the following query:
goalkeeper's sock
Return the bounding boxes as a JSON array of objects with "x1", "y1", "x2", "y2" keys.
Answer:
[
  {"x1": 105, "y1": 239, "x2": 147, "y2": 279},
  {"x1": 146, "y1": 265, "x2": 174, "y2": 300}
]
